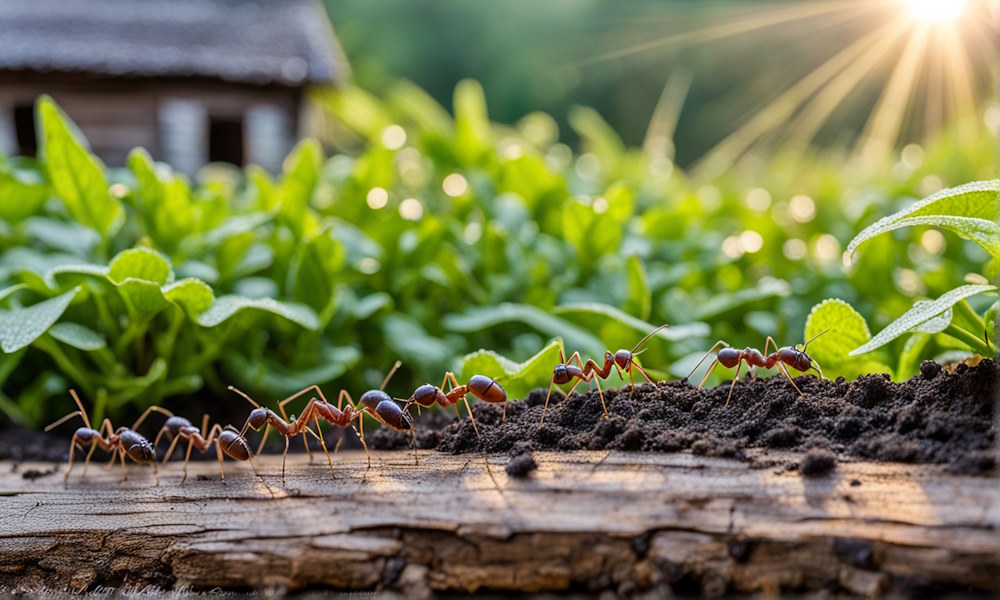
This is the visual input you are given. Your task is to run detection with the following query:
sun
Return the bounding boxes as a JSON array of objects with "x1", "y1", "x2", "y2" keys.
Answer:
[{"x1": 903, "y1": 0, "x2": 967, "y2": 24}]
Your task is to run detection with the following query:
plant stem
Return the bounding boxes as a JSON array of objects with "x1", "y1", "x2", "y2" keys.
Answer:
[
  {"x1": 943, "y1": 323, "x2": 992, "y2": 356},
  {"x1": 34, "y1": 337, "x2": 96, "y2": 399}
]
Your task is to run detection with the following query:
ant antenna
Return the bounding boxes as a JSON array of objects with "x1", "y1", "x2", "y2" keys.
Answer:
[
  {"x1": 380, "y1": 360, "x2": 402, "y2": 391},
  {"x1": 630, "y1": 323, "x2": 670, "y2": 354},
  {"x1": 799, "y1": 329, "x2": 830, "y2": 351},
  {"x1": 227, "y1": 386, "x2": 261, "y2": 408},
  {"x1": 683, "y1": 340, "x2": 730, "y2": 382},
  {"x1": 45, "y1": 389, "x2": 90, "y2": 431}
]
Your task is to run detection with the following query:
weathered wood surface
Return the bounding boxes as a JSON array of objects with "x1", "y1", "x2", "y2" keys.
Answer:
[{"x1": 0, "y1": 450, "x2": 997, "y2": 597}]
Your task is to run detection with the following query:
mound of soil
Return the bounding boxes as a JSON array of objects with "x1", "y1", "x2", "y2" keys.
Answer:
[{"x1": 378, "y1": 359, "x2": 998, "y2": 474}]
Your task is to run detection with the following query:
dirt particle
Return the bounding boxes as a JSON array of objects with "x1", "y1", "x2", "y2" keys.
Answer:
[
  {"x1": 505, "y1": 453, "x2": 538, "y2": 478},
  {"x1": 21, "y1": 467, "x2": 56, "y2": 481},
  {"x1": 799, "y1": 448, "x2": 837, "y2": 477},
  {"x1": 920, "y1": 361, "x2": 940, "y2": 380}
]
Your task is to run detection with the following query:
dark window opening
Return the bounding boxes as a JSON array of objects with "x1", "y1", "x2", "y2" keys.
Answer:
[
  {"x1": 208, "y1": 116, "x2": 244, "y2": 165},
  {"x1": 14, "y1": 104, "x2": 36, "y2": 157}
]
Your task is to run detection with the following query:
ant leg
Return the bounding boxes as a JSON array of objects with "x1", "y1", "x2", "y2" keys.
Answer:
[
  {"x1": 255, "y1": 424, "x2": 271, "y2": 457},
  {"x1": 181, "y1": 437, "x2": 196, "y2": 484},
  {"x1": 63, "y1": 441, "x2": 77, "y2": 481},
  {"x1": 313, "y1": 415, "x2": 336, "y2": 481},
  {"x1": 724, "y1": 361, "x2": 743, "y2": 410},
  {"x1": 592, "y1": 376, "x2": 608, "y2": 419},
  {"x1": 162, "y1": 435, "x2": 182, "y2": 465},
  {"x1": 540, "y1": 377, "x2": 557, "y2": 427},
  {"x1": 633, "y1": 361, "x2": 655, "y2": 384},
  {"x1": 215, "y1": 439, "x2": 226, "y2": 484},
  {"x1": 118, "y1": 447, "x2": 128, "y2": 482},
  {"x1": 132, "y1": 405, "x2": 173, "y2": 431},
  {"x1": 357, "y1": 416, "x2": 371, "y2": 469},
  {"x1": 281, "y1": 435, "x2": 290, "y2": 484},
  {"x1": 81, "y1": 442, "x2": 98, "y2": 478},
  {"x1": 686, "y1": 349, "x2": 718, "y2": 385},
  {"x1": 333, "y1": 435, "x2": 345, "y2": 455},
  {"x1": 810, "y1": 359, "x2": 825, "y2": 380},
  {"x1": 776, "y1": 362, "x2": 803, "y2": 395},
  {"x1": 410, "y1": 428, "x2": 419, "y2": 466},
  {"x1": 698, "y1": 359, "x2": 721, "y2": 391}
]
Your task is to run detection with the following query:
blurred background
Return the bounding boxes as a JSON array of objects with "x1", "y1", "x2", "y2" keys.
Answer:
[{"x1": 0, "y1": 0, "x2": 997, "y2": 427}]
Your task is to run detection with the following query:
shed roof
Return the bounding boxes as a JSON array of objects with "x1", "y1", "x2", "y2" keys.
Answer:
[{"x1": 0, "y1": 0, "x2": 346, "y2": 86}]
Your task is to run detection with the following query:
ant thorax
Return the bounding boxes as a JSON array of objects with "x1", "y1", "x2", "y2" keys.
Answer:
[{"x1": 614, "y1": 350, "x2": 632, "y2": 369}]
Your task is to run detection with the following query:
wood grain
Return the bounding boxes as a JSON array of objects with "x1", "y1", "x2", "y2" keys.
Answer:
[{"x1": 0, "y1": 449, "x2": 997, "y2": 596}]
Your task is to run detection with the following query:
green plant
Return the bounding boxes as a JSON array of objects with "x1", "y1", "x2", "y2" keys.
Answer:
[{"x1": 808, "y1": 180, "x2": 999, "y2": 374}]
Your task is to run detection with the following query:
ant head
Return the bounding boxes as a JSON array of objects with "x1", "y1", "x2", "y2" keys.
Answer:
[
  {"x1": 552, "y1": 364, "x2": 571, "y2": 384},
  {"x1": 360, "y1": 389, "x2": 391, "y2": 411},
  {"x1": 410, "y1": 384, "x2": 443, "y2": 408},
  {"x1": 123, "y1": 434, "x2": 156, "y2": 464},
  {"x1": 614, "y1": 349, "x2": 632, "y2": 369},
  {"x1": 247, "y1": 408, "x2": 269, "y2": 431}
]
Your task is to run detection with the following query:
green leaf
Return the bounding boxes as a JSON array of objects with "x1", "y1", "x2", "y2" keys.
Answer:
[
  {"x1": 847, "y1": 180, "x2": 1000, "y2": 260},
  {"x1": 444, "y1": 303, "x2": 605, "y2": 357},
  {"x1": 162, "y1": 278, "x2": 215, "y2": 316},
  {"x1": 0, "y1": 287, "x2": 79, "y2": 353},
  {"x1": 0, "y1": 166, "x2": 49, "y2": 224},
  {"x1": 459, "y1": 339, "x2": 565, "y2": 401},
  {"x1": 804, "y1": 299, "x2": 872, "y2": 367},
  {"x1": 552, "y1": 302, "x2": 709, "y2": 341},
  {"x1": 986, "y1": 301, "x2": 998, "y2": 352},
  {"x1": 196, "y1": 295, "x2": 320, "y2": 330},
  {"x1": 693, "y1": 278, "x2": 791, "y2": 321},
  {"x1": 382, "y1": 314, "x2": 454, "y2": 367},
  {"x1": 850, "y1": 284, "x2": 998, "y2": 356},
  {"x1": 36, "y1": 96, "x2": 123, "y2": 237},
  {"x1": 108, "y1": 247, "x2": 172, "y2": 285},
  {"x1": 48, "y1": 322, "x2": 106, "y2": 351},
  {"x1": 128, "y1": 148, "x2": 195, "y2": 246},
  {"x1": 0, "y1": 284, "x2": 27, "y2": 304},
  {"x1": 225, "y1": 345, "x2": 361, "y2": 396},
  {"x1": 288, "y1": 226, "x2": 345, "y2": 316},
  {"x1": 279, "y1": 139, "x2": 323, "y2": 233},
  {"x1": 624, "y1": 255, "x2": 651, "y2": 320},
  {"x1": 454, "y1": 79, "x2": 492, "y2": 162},
  {"x1": 562, "y1": 198, "x2": 622, "y2": 264}
]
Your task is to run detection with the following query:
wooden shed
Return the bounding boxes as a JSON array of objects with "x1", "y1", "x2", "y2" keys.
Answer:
[{"x1": 0, "y1": 0, "x2": 347, "y2": 175}]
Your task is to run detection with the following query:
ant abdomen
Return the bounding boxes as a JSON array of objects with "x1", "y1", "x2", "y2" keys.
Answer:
[
  {"x1": 717, "y1": 347, "x2": 744, "y2": 368},
  {"x1": 375, "y1": 400, "x2": 413, "y2": 431},
  {"x1": 468, "y1": 375, "x2": 506, "y2": 403},
  {"x1": 359, "y1": 389, "x2": 392, "y2": 411},
  {"x1": 119, "y1": 430, "x2": 156, "y2": 463},
  {"x1": 218, "y1": 429, "x2": 252, "y2": 461}
]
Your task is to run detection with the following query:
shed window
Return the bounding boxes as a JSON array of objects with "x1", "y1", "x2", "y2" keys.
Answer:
[
  {"x1": 14, "y1": 104, "x2": 36, "y2": 157},
  {"x1": 208, "y1": 116, "x2": 243, "y2": 165}
]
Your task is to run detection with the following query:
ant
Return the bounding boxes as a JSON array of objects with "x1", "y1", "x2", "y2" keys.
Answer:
[
  {"x1": 152, "y1": 412, "x2": 266, "y2": 486},
  {"x1": 274, "y1": 362, "x2": 411, "y2": 470},
  {"x1": 228, "y1": 386, "x2": 333, "y2": 484},
  {"x1": 403, "y1": 372, "x2": 507, "y2": 481},
  {"x1": 45, "y1": 390, "x2": 163, "y2": 483},
  {"x1": 686, "y1": 331, "x2": 827, "y2": 408},
  {"x1": 541, "y1": 324, "x2": 669, "y2": 425}
]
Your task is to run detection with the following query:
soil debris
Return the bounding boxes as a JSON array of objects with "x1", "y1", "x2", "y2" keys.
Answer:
[
  {"x1": 505, "y1": 452, "x2": 538, "y2": 478},
  {"x1": 426, "y1": 359, "x2": 997, "y2": 473},
  {"x1": 799, "y1": 448, "x2": 837, "y2": 477}
]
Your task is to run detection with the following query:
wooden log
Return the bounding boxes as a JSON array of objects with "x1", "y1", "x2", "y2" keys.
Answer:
[{"x1": 0, "y1": 450, "x2": 997, "y2": 596}]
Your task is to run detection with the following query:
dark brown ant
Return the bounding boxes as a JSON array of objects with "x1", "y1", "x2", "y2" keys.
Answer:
[
  {"x1": 152, "y1": 412, "x2": 267, "y2": 486},
  {"x1": 403, "y1": 372, "x2": 507, "y2": 480},
  {"x1": 229, "y1": 387, "x2": 333, "y2": 484},
  {"x1": 541, "y1": 324, "x2": 668, "y2": 425},
  {"x1": 276, "y1": 362, "x2": 409, "y2": 469},
  {"x1": 686, "y1": 331, "x2": 827, "y2": 408},
  {"x1": 45, "y1": 390, "x2": 163, "y2": 483}
]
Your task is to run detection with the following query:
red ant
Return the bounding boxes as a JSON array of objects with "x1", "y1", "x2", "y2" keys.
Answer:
[
  {"x1": 541, "y1": 324, "x2": 669, "y2": 425},
  {"x1": 45, "y1": 390, "x2": 163, "y2": 483},
  {"x1": 228, "y1": 386, "x2": 334, "y2": 484},
  {"x1": 275, "y1": 362, "x2": 412, "y2": 469},
  {"x1": 686, "y1": 332, "x2": 827, "y2": 408},
  {"x1": 152, "y1": 412, "x2": 267, "y2": 486},
  {"x1": 403, "y1": 372, "x2": 506, "y2": 480}
]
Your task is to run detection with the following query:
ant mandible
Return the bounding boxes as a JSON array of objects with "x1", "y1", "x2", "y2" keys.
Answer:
[
  {"x1": 686, "y1": 331, "x2": 827, "y2": 408},
  {"x1": 540, "y1": 324, "x2": 669, "y2": 425},
  {"x1": 45, "y1": 390, "x2": 164, "y2": 483},
  {"x1": 153, "y1": 412, "x2": 267, "y2": 487}
]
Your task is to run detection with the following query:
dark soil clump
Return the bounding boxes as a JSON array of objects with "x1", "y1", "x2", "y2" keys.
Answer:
[
  {"x1": 505, "y1": 452, "x2": 538, "y2": 478},
  {"x1": 799, "y1": 448, "x2": 837, "y2": 477},
  {"x1": 433, "y1": 359, "x2": 998, "y2": 474}
]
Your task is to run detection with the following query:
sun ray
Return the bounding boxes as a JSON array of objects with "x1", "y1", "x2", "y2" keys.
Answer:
[
  {"x1": 574, "y1": 0, "x2": 868, "y2": 68},
  {"x1": 692, "y1": 17, "x2": 904, "y2": 180},
  {"x1": 856, "y1": 22, "x2": 930, "y2": 162}
]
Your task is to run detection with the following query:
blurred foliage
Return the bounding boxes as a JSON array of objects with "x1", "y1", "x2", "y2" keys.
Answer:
[{"x1": 0, "y1": 82, "x2": 996, "y2": 427}]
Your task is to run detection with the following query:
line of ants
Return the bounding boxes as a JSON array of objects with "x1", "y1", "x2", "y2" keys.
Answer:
[{"x1": 45, "y1": 326, "x2": 825, "y2": 485}]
